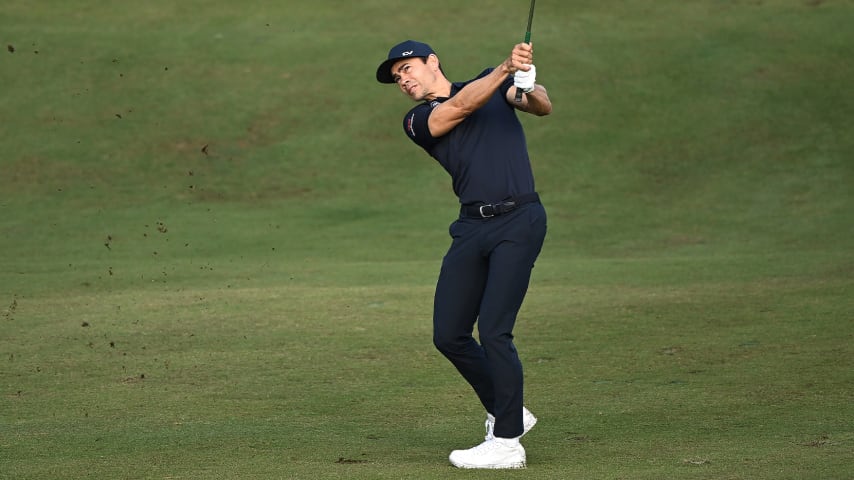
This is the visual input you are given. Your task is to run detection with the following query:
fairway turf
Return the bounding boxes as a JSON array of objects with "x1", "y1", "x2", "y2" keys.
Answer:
[{"x1": 2, "y1": 1, "x2": 852, "y2": 479}]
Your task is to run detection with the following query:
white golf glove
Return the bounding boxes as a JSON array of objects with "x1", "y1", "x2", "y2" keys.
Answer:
[{"x1": 514, "y1": 64, "x2": 536, "y2": 93}]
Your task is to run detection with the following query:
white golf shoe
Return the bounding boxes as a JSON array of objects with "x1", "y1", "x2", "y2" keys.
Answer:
[
  {"x1": 449, "y1": 438, "x2": 526, "y2": 469},
  {"x1": 485, "y1": 406, "x2": 538, "y2": 441}
]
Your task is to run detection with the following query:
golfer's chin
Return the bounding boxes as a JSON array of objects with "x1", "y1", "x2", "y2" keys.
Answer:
[{"x1": 405, "y1": 89, "x2": 425, "y2": 102}]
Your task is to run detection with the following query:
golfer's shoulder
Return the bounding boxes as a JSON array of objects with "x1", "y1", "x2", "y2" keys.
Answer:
[
  {"x1": 403, "y1": 101, "x2": 433, "y2": 120},
  {"x1": 458, "y1": 68, "x2": 494, "y2": 86},
  {"x1": 401, "y1": 102, "x2": 437, "y2": 142}
]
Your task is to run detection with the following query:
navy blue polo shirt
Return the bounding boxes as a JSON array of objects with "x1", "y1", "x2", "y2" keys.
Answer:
[{"x1": 402, "y1": 68, "x2": 536, "y2": 205}]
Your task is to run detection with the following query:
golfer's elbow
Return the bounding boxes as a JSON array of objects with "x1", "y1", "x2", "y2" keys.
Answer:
[
  {"x1": 530, "y1": 86, "x2": 552, "y2": 116},
  {"x1": 428, "y1": 104, "x2": 471, "y2": 137},
  {"x1": 450, "y1": 97, "x2": 480, "y2": 117},
  {"x1": 534, "y1": 101, "x2": 552, "y2": 116}
]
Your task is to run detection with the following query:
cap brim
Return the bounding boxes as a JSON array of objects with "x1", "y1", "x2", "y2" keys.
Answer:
[{"x1": 376, "y1": 58, "x2": 399, "y2": 84}]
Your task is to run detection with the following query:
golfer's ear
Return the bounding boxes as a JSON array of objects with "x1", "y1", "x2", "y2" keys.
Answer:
[{"x1": 427, "y1": 54, "x2": 441, "y2": 72}]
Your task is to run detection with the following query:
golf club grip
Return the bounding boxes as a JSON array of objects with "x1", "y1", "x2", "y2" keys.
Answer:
[{"x1": 514, "y1": 32, "x2": 532, "y2": 102}]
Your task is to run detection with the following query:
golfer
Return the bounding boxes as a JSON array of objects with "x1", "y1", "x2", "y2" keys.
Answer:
[{"x1": 376, "y1": 39, "x2": 552, "y2": 469}]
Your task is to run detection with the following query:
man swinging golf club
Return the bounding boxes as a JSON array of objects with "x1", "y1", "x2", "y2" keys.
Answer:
[{"x1": 375, "y1": 34, "x2": 553, "y2": 469}]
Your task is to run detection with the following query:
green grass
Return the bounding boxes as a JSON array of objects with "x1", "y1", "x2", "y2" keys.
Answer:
[{"x1": 2, "y1": 0, "x2": 852, "y2": 478}]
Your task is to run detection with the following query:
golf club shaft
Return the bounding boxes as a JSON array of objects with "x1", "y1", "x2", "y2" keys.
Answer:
[{"x1": 515, "y1": 0, "x2": 536, "y2": 102}]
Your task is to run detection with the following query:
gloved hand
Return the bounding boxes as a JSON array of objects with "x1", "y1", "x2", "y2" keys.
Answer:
[{"x1": 513, "y1": 64, "x2": 537, "y2": 93}]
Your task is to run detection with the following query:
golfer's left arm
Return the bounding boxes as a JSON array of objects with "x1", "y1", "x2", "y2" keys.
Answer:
[{"x1": 509, "y1": 84, "x2": 552, "y2": 116}]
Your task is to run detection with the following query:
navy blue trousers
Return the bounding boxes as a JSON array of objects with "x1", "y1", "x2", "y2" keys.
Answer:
[{"x1": 432, "y1": 201, "x2": 547, "y2": 439}]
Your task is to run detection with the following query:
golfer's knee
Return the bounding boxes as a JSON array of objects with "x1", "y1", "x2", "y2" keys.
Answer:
[
  {"x1": 479, "y1": 332, "x2": 515, "y2": 352},
  {"x1": 432, "y1": 332, "x2": 453, "y2": 353},
  {"x1": 433, "y1": 331, "x2": 467, "y2": 355}
]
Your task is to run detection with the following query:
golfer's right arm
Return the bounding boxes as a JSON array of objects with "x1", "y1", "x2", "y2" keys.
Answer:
[{"x1": 428, "y1": 43, "x2": 532, "y2": 137}]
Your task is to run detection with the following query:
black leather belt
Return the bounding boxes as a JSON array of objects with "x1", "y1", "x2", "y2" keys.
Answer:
[{"x1": 460, "y1": 192, "x2": 540, "y2": 219}]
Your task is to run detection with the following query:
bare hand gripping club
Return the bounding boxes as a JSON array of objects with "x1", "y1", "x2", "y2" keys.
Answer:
[{"x1": 515, "y1": 0, "x2": 537, "y2": 103}]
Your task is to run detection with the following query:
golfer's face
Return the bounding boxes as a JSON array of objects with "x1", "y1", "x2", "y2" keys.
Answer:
[{"x1": 391, "y1": 57, "x2": 431, "y2": 101}]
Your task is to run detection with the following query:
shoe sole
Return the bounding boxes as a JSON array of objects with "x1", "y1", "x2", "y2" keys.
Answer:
[{"x1": 450, "y1": 460, "x2": 527, "y2": 469}]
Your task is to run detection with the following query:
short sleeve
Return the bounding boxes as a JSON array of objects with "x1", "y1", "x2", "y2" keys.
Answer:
[{"x1": 402, "y1": 102, "x2": 441, "y2": 152}]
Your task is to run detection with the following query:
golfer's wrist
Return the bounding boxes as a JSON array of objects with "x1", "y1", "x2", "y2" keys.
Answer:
[{"x1": 500, "y1": 59, "x2": 515, "y2": 75}]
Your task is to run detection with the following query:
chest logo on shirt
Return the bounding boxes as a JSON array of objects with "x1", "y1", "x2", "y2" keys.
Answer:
[{"x1": 430, "y1": 101, "x2": 440, "y2": 109}]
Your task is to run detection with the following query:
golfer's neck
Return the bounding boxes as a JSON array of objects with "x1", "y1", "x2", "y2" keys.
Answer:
[{"x1": 426, "y1": 80, "x2": 452, "y2": 101}]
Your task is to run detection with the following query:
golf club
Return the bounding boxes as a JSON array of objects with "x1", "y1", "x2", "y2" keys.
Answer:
[{"x1": 515, "y1": 0, "x2": 537, "y2": 102}]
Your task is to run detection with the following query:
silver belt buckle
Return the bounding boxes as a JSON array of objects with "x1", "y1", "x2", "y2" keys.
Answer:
[{"x1": 479, "y1": 204, "x2": 495, "y2": 218}]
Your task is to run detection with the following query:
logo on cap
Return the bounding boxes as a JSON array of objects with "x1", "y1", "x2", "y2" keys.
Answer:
[{"x1": 402, "y1": 50, "x2": 414, "y2": 56}]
